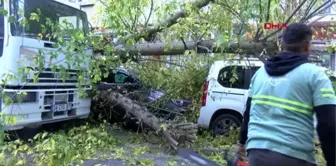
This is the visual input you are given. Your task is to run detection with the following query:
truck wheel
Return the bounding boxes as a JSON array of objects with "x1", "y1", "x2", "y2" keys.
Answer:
[{"x1": 211, "y1": 114, "x2": 241, "y2": 136}]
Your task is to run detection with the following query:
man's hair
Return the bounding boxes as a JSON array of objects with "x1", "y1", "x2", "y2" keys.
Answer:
[{"x1": 282, "y1": 23, "x2": 313, "y2": 52}]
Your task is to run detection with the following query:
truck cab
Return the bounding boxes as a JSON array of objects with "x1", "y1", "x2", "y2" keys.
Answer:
[{"x1": 0, "y1": 0, "x2": 92, "y2": 130}]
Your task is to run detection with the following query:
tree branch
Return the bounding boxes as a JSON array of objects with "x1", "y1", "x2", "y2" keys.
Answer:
[
  {"x1": 265, "y1": 0, "x2": 271, "y2": 22},
  {"x1": 117, "y1": 0, "x2": 214, "y2": 44},
  {"x1": 261, "y1": 0, "x2": 308, "y2": 41},
  {"x1": 98, "y1": 0, "x2": 107, "y2": 7},
  {"x1": 145, "y1": 0, "x2": 154, "y2": 27},
  {"x1": 301, "y1": 0, "x2": 318, "y2": 21},
  {"x1": 301, "y1": 0, "x2": 335, "y2": 24},
  {"x1": 216, "y1": 1, "x2": 249, "y2": 28},
  {"x1": 254, "y1": 0, "x2": 271, "y2": 41},
  {"x1": 131, "y1": 4, "x2": 140, "y2": 31}
]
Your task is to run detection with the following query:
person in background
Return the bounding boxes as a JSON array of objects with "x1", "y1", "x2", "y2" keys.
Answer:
[{"x1": 234, "y1": 23, "x2": 336, "y2": 166}]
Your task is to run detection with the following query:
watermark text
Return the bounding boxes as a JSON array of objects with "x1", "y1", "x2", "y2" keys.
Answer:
[{"x1": 264, "y1": 23, "x2": 288, "y2": 30}]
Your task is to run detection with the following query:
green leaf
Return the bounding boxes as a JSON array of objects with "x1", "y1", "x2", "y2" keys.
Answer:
[{"x1": 0, "y1": 8, "x2": 8, "y2": 16}]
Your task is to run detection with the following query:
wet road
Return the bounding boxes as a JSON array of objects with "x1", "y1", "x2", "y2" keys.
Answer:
[
  {"x1": 6, "y1": 119, "x2": 86, "y2": 142},
  {"x1": 5, "y1": 120, "x2": 199, "y2": 166}
]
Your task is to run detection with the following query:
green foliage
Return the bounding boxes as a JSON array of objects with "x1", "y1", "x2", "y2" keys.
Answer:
[
  {"x1": 194, "y1": 130, "x2": 239, "y2": 149},
  {"x1": 0, "y1": 1, "x2": 332, "y2": 165},
  {"x1": 131, "y1": 52, "x2": 212, "y2": 121},
  {"x1": 0, "y1": 5, "x2": 113, "y2": 150},
  {"x1": 31, "y1": 125, "x2": 119, "y2": 165},
  {"x1": 0, "y1": 123, "x2": 119, "y2": 166},
  {"x1": 0, "y1": 123, "x2": 162, "y2": 166},
  {"x1": 0, "y1": 124, "x2": 3, "y2": 146}
]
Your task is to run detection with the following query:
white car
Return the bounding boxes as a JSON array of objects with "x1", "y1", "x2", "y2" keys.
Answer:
[
  {"x1": 197, "y1": 58, "x2": 263, "y2": 135},
  {"x1": 197, "y1": 58, "x2": 333, "y2": 136}
]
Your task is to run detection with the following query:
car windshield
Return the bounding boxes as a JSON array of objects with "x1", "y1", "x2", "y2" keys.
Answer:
[{"x1": 9, "y1": 0, "x2": 89, "y2": 41}]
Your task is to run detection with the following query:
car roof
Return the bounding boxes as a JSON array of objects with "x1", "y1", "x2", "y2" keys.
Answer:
[{"x1": 213, "y1": 58, "x2": 264, "y2": 67}]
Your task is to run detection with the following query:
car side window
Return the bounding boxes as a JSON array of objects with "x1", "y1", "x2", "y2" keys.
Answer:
[
  {"x1": 114, "y1": 73, "x2": 129, "y2": 83},
  {"x1": 245, "y1": 66, "x2": 260, "y2": 86},
  {"x1": 218, "y1": 66, "x2": 245, "y2": 89}
]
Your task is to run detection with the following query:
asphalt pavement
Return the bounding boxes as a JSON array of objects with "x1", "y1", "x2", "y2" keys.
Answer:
[{"x1": 5, "y1": 120, "x2": 200, "y2": 166}]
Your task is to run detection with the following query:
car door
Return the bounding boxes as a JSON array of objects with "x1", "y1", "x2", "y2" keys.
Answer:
[
  {"x1": 212, "y1": 65, "x2": 247, "y2": 114},
  {"x1": 244, "y1": 66, "x2": 261, "y2": 103}
]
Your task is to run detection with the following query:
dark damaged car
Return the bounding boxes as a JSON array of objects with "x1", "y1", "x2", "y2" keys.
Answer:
[{"x1": 94, "y1": 67, "x2": 192, "y2": 123}]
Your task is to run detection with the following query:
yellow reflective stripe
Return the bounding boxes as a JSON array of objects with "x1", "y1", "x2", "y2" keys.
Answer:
[
  {"x1": 251, "y1": 100, "x2": 312, "y2": 115},
  {"x1": 320, "y1": 88, "x2": 334, "y2": 93},
  {"x1": 322, "y1": 94, "x2": 336, "y2": 98},
  {"x1": 320, "y1": 88, "x2": 336, "y2": 98},
  {"x1": 252, "y1": 95, "x2": 312, "y2": 109}
]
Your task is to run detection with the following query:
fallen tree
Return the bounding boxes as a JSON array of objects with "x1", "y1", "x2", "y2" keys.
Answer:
[
  {"x1": 115, "y1": 40, "x2": 279, "y2": 56},
  {"x1": 114, "y1": 39, "x2": 329, "y2": 56},
  {"x1": 111, "y1": 0, "x2": 335, "y2": 57},
  {"x1": 98, "y1": 90, "x2": 198, "y2": 148},
  {"x1": 94, "y1": 0, "x2": 335, "y2": 148}
]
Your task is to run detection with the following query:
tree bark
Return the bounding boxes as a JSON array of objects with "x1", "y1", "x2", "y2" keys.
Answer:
[
  {"x1": 115, "y1": 40, "x2": 279, "y2": 56},
  {"x1": 113, "y1": 39, "x2": 327, "y2": 57},
  {"x1": 98, "y1": 90, "x2": 198, "y2": 147}
]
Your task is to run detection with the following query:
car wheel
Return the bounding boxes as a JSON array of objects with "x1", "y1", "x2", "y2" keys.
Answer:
[{"x1": 211, "y1": 114, "x2": 241, "y2": 136}]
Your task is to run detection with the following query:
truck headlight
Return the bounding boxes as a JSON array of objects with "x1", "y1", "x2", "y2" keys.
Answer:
[{"x1": 3, "y1": 92, "x2": 37, "y2": 103}]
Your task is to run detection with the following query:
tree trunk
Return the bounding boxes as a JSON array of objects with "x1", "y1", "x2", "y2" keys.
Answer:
[
  {"x1": 113, "y1": 39, "x2": 327, "y2": 57},
  {"x1": 115, "y1": 40, "x2": 279, "y2": 56},
  {"x1": 98, "y1": 90, "x2": 198, "y2": 147}
]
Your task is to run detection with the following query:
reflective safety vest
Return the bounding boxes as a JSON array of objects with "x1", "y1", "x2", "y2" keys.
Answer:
[{"x1": 246, "y1": 63, "x2": 336, "y2": 164}]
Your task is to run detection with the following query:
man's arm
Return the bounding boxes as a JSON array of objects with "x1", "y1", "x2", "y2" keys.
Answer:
[
  {"x1": 238, "y1": 70, "x2": 258, "y2": 145},
  {"x1": 315, "y1": 105, "x2": 335, "y2": 166},
  {"x1": 234, "y1": 69, "x2": 259, "y2": 162},
  {"x1": 239, "y1": 97, "x2": 251, "y2": 145},
  {"x1": 312, "y1": 72, "x2": 336, "y2": 166}
]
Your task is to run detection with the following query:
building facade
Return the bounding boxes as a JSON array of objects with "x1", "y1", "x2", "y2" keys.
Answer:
[{"x1": 67, "y1": 0, "x2": 101, "y2": 28}]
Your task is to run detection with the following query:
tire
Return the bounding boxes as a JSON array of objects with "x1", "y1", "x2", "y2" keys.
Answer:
[{"x1": 210, "y1": 114, "x2": 241, "y2": 136}]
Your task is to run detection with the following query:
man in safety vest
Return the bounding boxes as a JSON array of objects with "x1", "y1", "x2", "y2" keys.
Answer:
[{"x1": 235, "y1": 23, "x2": 336, "y2": 166}]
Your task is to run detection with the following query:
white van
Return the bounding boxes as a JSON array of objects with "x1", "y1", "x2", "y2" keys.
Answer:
[
  {"x1": 197, "y1": 58, "x2": 332, "y2": 136},
  {"x1": 197, "y1": 58, "x2": 263, "y2": 135}
]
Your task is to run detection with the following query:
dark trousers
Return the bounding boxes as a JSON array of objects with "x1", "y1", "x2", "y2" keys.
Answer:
[{"x1": 247, "y1": 149, "x2": 317, "y2": 166}]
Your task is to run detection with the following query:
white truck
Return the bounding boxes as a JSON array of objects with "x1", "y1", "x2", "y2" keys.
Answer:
[{"x1": 0, "y1": 0, "x2": 92, "y2": 130}]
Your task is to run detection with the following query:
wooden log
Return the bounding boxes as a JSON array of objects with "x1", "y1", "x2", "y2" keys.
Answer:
[{"x1": 98, "y1": 90, "x2": 198, "y2": 147}]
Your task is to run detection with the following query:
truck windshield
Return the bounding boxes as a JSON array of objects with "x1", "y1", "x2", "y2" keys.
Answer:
[{"x1": 9, "y1": 0, "x2": 89, "y2": 41}]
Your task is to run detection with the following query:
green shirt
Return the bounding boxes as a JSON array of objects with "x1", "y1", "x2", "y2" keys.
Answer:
[{"x1": 246, "y1": 63, "x2": 336, "y2": 164}]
